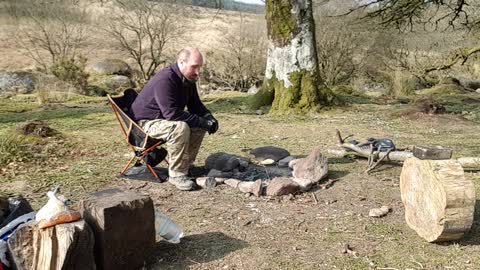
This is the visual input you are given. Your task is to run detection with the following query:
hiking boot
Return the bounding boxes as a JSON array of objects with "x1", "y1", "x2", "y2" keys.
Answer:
[{"x1": 168, "y1": 175, "x2": 196, "y2": 191}]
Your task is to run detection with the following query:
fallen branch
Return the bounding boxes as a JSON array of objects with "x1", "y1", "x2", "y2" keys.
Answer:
[
  {"x1": 457, "y1": 157, "x2": 480, "y2": 170},
  {"x1": 331, "y1": 131, "x2": 480, "y2": 171},
  {"x1": 332, "y1": 130, "x2": 413, "y2": 161}
]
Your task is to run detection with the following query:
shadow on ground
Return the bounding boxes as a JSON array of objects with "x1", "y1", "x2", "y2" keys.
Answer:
[
  {"x1": 120, "y1": 166, "x2": 169, "y2": 182},
  {"x1": 150, "y1": 232, "x2": 248, "y2": 269},
  {"x1": 458, "y1": 200, "x2": 480, "y2": 246},
  {"x1": 328, "y1": 170, "x2": 349, "y2": 180}
]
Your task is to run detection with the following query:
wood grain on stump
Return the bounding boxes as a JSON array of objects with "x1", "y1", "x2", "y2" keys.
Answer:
[{"x1": 400, "y1": 158, "x2": 475, "y2": 242}]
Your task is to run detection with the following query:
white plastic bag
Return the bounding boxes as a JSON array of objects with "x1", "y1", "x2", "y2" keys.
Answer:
[
  {"x1": 154, "y1": 211, "x2": 183, "y2": 244},
  {"x1": 35, "y1": 187, "x2": 69, "y2": 222}
]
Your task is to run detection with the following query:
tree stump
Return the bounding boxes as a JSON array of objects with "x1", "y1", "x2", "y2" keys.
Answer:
[
  {"x1": 79, "y1": 188, "x2": 155, "y2": 270},
  {"x1": 7, "y1": 220, "x2": 95, "y2": 270},
  {"x1": 400, "y1": 158, "x2": 475, "y2": 242}
]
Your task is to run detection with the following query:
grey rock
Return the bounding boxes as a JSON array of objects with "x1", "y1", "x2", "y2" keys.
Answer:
[
  {"x1": 278, "y1": 156, "x2": 296, "y2": 168},
  {"x1": 463, "y1": 80, "x2": 480, "y2": 91},
  {"x1": 238, "y1": 159, "x2": 249, "y2": 169},
  {"x1": 207, "y1": 169, "x2": 233, "y2": 178},
  {"x1": 369, "y1": 206, "x2": 390, "y2": 218},
  {"x1": 103, "y1": 75, "x2": 135, "y2": 92},
  {"x1": 205, "y1": 152, "x2": 245, "y2": 172},
  {"x1": 238, "y1": 182, "x2": 254, "y2": 193},
  {"x1": 247, "y1": 85, "x2": 259, "y2": 94},
  {"x1": 265, "y1": 177, "x2": 300, "y2": 196},
  {"x1": 196, "y1": 177, "x2": 216, "y2": 188},
  {"x1": 413, "y1": 145, "x2": 453, "y2": 160},
  {"x1": 292, "y1": 148, "x2": 328, "y2": 184},
  {"x1": 0, "y1": 71, "x2": 36, "y2": 97},
  {"x1": 288, "y1": 158, "x2": 303, "y2": 169},
  {"x1": 292, "y1": 178, "x2": 313, "y2": 191},
  {"x1": 79, "y1": 188, "x2": 154, "y2": 270},
  {"x1": 224, "y1": 179, "x2": 240, "y2": 188},
  {"x1": 87, "y1": 59, "x2": 132, "y2": 77},
  {"x1": 251, "y1": 180, "x2": 263, "y2": 197},
  {"x1": 250, "y1": 146, "x2": 290, "y2": 162}
]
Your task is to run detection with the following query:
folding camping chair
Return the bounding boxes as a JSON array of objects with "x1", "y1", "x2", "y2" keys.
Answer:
[{"x1": 107, "y1": 89, "x2": 167, "y2": 180}]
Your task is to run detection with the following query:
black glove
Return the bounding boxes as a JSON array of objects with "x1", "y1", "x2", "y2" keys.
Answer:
[
  {"x1": 198, "y1": 117, "x2": 218, "y2": 134},
  {"x1": 203, "y1": 113, "x2": 219, "y2": 134}
]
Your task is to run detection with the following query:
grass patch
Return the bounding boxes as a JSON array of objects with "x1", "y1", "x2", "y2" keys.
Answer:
[
  {"x1": 202, "y1": 91, "x2": 253, "y2": 114},
  {"x1": 0, "y1": 134, "x2": 33, "y2": 165}
]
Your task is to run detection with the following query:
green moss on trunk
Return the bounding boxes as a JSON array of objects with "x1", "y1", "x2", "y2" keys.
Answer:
[
  {"x1": 266, "y1": 0, "x2": 297, "y2": 46},
  {"x1": 250, "y1": 71, "x2": 335, "y2": 113},
  {"x1": 271, "y1": 71, "x2": 320, "y2": 113}
]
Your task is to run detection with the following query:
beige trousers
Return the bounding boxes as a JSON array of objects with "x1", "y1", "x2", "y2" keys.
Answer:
[{"x1": 139, "y1": 119, "x2": 206, "y2": 177}]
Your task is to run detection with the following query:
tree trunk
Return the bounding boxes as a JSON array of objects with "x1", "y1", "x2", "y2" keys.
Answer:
[{"x1": 254, "y1": 0, "x2": 332, "y2": 113}]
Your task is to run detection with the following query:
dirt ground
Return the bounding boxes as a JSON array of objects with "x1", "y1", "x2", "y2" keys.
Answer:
[{"x1": 2, "y1": 92, "x2": 480, "y2": 269}]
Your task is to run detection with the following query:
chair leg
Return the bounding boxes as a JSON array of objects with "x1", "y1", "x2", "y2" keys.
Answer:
[
  {"x1": 121, "y1": 155, "x2": 137, "y2": 175},
  {"x1": 146, "y1": 164, "x2": 160, "y2": 179}
]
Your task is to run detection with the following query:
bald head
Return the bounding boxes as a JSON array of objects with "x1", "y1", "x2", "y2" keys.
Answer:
[{"x1": 177, "y1": 47, "x2": 203, "y2": 82}]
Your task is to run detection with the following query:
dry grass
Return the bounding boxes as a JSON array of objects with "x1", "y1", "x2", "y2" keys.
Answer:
[{"x1": 1, "y1": 92, "x2": 480, "y2": 269}]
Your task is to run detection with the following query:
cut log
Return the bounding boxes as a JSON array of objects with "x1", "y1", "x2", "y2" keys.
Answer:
[
  {"x1": 79, "y1": 188, "x2": 155, "y2": 270},
  {"x1": 400, "y1": 158, "x2": 475, "y2": 242},
  {"x1": 7, "y1": 220, "x2": 95, "y2": 270},
  {"x1": 458, "y1": 157, "x2": 480, "y2": 170}
]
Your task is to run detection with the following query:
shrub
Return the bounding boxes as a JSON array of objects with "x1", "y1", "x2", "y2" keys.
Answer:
[{"x1": 50, "y1": 56, "x2": 89, "y2": 92}]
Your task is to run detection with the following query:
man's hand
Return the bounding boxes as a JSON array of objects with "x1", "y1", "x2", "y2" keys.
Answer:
[
  {"x1": 202, "y1": 113, "x2": 219, "y2": 134},
  {"x1": 198, "y1": 117, "x2": 218, "y2": 134}
]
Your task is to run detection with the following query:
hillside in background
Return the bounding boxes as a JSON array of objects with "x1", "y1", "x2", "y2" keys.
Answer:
[{"x1": 167, "y1": 0, "x2": 265, "y2": 13}]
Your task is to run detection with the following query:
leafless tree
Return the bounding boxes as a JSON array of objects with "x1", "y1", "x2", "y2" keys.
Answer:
[
  {"x1": 346, "y1": 0, "x2": 480, "y2": 31},
  {"x1": 316, "y1": 20, "x2": 359, "y2": 86},
  {"x1": 10, "y1": 0, "x2": 89, "y2": 72},
  {"x1": 105, "y1": 0, "x2": 187, "y2": 82},
  {"x1": 207, "y1": 15, "x2": 267, "y2": 91}
]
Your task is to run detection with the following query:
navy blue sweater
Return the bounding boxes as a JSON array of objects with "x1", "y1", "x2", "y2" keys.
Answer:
[{"x1": 130, "y1": 63, "x2": 209, "y2": 128}]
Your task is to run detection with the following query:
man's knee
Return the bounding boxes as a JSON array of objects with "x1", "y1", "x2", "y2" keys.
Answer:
[{"x1": 169, "y1": 121, "x2": 191, "y2": 142}]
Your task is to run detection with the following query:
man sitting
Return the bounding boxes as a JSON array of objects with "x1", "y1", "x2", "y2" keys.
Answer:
[{"x1": 130, "y1": 47, "x2": 218, "y2": 191}]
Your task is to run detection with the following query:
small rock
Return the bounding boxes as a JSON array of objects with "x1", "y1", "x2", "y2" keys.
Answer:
[
  {"x1": 369, "y1": 206, "x2": 390, "y2": 218},
  {"x1": 250, "y1": 146, "x2": 290, "y2": 162},
  {"x1": 341, "y1": 244, "x2": 357, "y2": 257},
  {"x1": 214, "y1": 178, "x2": 227, "y2": 184},
  {"x1": 238, "y1": 182, "x2": 254, "y2": 193},
  {"x1": 278, "y1": 156, "x2": 295, "y2": 168},
  {"x1": 292, "y1": 148, "x2": 328, "y2": 184},
  {"x1": 255, "y1": 110, "x2": 263, "y2": 115},
  {"x1": 196, "y1": 177, "x2": 216, "y2": 188},
  {"x1": 251, "y1": 180, "x2": 263, "y2": 197},
  {"x1": 238, "y1": 159, "x2": 249, "y2": 169},
  {"x1": 224, "y1": 179, "x2": 240, "y2": 189},
  {"x1": 205, "y1": 152, "x2": 243, "y2": 172},
  {"x1": 265, "y1": 177, "x2": 300, "y2": 196},
  {"x1": 288, "y1": 158, "x2": 303, "y2": 169},
  {"x1": 292, "y1": 178, "x2": 313, "y2": 191}
]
